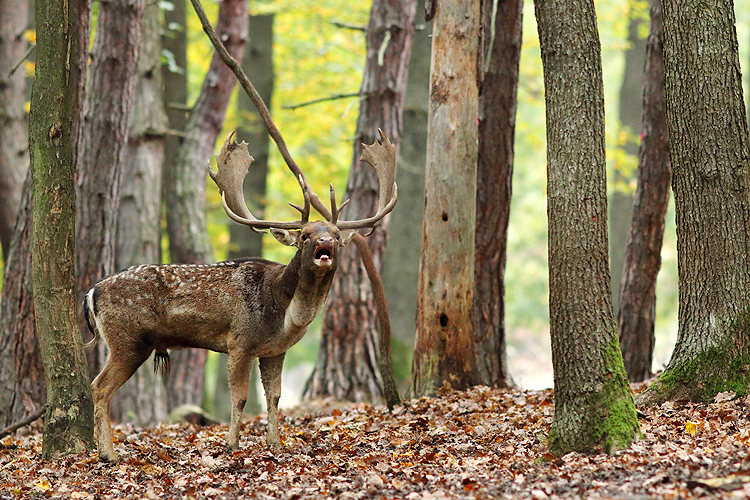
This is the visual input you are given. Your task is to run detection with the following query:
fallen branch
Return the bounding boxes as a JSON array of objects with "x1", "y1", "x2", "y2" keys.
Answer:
[
  {"x1": 188, "y1": 0, "x2": 400, "y2": 408},
  {"x1": 0, "y1": 406, "x2": 46, "y2": 440}
]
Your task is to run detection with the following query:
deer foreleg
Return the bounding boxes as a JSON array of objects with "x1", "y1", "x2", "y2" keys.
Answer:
[
  {"x1": 259, "y1": 353, "x2": 285, "y2": 452},
  {"x1": 226, "y1": 350, "x2": 252, "y2": 451}
]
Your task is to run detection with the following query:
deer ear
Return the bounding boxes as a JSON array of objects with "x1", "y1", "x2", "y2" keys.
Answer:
[
  {"x1": 338, "y1": 230, "x2": 357, "y2": 247},
  {"x1": 270, "y1": 228, "x2": 300, "y2": 247}
]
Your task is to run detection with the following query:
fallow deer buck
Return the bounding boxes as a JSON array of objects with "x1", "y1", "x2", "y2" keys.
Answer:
[{"x1": 85, "y1": 130, "x2": 397, "y2": 462}]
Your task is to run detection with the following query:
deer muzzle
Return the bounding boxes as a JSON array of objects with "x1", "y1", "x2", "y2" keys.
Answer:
[{"x1": 314, "y1": 238, "x2": 335, "y2": 267}]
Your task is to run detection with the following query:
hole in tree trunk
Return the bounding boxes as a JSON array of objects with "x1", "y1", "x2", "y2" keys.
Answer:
[
  {"x1": 441, "y1": 212, "x2": 448, "y2": 222},
  {"x1": 439, "y1": 313, "x2": 448, "y2": 327}
]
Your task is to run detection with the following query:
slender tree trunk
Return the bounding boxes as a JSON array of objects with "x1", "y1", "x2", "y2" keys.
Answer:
[
  {"x1": 380, "y1": 10, "x2": 430, "y2": 388},
  {"x1": 618, "y1": 0, "x2": 670, "y2": 383},
  {"x1": 636, "y1": 0, "x2": 750, "y2": 406},
  {"x1": 109, "y1": 0, "x2": 169, "y2": 426},
  {"x1": 76, "y1": 0, "x2": 144, "y2": 378},
  {"x1": 0, "y1": 172, "x2": 42, "y2": 427},
  {"x1": 0, "y1": 0, "x2": 29, "y2": 260},
  {"x1": 303, "y1": 0, "x2": 417, "y2": 404},
  {"x1": 473, "y1": 0, "x2": 522, "y2": 389},
  {"x1": 165, "y1": 0, "x2": 248, "y2": 411},
  {"x1": 534, "y1": 0, "x2": 639, "y2": 454},
  {"x1": 30, "y1": 0, "x2": 94, "y2": 459},
  {"x1": 610, "y1": 9, "x2": 647, "y2": 311},
  {"x1": 411, "y1": 0, "x2": 480, "y2": 397}
]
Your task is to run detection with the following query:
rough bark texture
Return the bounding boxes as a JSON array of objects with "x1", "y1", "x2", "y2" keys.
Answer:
[
  {"x1": 636, "y1": 0, "x2": 750, "y2": 406},
  {"x1": 109, "y1": 0, "x2": 170, "y2": 426},
  {"x1": 76, "y1": 0, "x2": 144, "y2": 378},
  {"x1": 380, "y1": 11, "x2": 430, "y2": 388},
  {"x1": 30, "y1": 0, "x2": 94, "y2": 459},
  {"x1": 534, "y1": 0, "x2": 639, "y2": 454},
  {"x1": 165, "y1": 0, "x2": 248, "y2": 411},
  {"x1": 618, "y1": 0, "x2": 670, "y2": 383},
  {"x1": 0, "y1": 171, "x2": 43, "y2": 427},
  {"x1": 0, "y1": 0, "x2": 29, "y2": 260},
  {"x1": 609, "y1": 11, "x2": 647, "y2": 311},
  {"x1": 473, "y1": 0, "x2": 522, "y2": 389},
  {"x1": 411, "y1": 0, "x2": 480, "y2": 397},
  {"x1": 303, "y1": 0, "x2": 417, "y2": 404}
]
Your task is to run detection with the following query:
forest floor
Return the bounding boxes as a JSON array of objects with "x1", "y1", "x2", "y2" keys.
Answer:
[{"x1": 2, "y1": 383, "x2": 750, "y2": 499}]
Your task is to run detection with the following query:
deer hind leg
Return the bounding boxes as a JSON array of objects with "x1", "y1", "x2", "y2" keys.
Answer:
[
  {"x1": 259, "y1": 353, "x2": 285, "y2": 452},
  {"x1": 226, "y1": 350, "x2": 252, "y2": 451},
  {"x1": 91, "y1": 342, "x2": 153, "y2": 462}
]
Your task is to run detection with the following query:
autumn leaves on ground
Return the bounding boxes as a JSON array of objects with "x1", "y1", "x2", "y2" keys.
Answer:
[{"x1": 2, "y1": 384, "x2": 750, "y2": 499}]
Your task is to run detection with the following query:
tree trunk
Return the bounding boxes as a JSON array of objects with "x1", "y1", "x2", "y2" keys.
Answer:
[
  {"x1": 109, "y1": 0, "x2": 169, "y2": 426},
  {"x1": 303, "y1": 0, "x2": 417, "y2": 404},
  {"x1": 609, "y1": 9, "x2": 647, "y2": 311},
  {"x1": 0, "y1": 0, "x2": 29, "y2": 260},
  {"x1": 380, "y1": 10, "x2": 430, "y2": 389},
  {"x1": 473, "y1": 0, "x2": 522, "y2": 389},
  {"x1": 534, "y1": 0, "x2": 639, "y2": 454},
  {"x1": 636, "y1": 0, "x2": 750, "y2": 406},
  {"x1": 411, "y1": 0, "x2": 480, "y2": 397},
  {"x1": 227, "y1": 14, "x2": 273, "y2": 261},
  {"x1": 76, "y1": 0, "x2": 144, "y2": 379},
  {"x1": 618, "y1": 0, "x2": 670, "y2": 383},
  {"x1": 30, "y1": 0, "x2": 94, "y2": 459},
  {"x1": 0, "y1": 171, "x2": 42, "y2": 427},
  {"x1": 165, "y1": 0, "x2": 248, "y2": 411}
]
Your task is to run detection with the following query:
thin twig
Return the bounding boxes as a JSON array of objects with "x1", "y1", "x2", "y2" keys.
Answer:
[
  {"x1": 0, "y1": 406, "x2": 46, "y2": 440},
  {"x1": 282, "y1": 92, "x2": 364, "y2": 110},
  {"x1": 9, "y1": 44, "x2": 35, "y2": 78},
  {"x1": 330, "y1": 21, "x2": 367, "y2": 32}
]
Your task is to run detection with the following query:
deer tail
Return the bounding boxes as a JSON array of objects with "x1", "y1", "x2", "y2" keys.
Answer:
[{"x1": 83, "y1": 286, "x2": 100, "y2": 350}]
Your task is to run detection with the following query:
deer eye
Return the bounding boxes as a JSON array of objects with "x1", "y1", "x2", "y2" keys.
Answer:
[{"x1": 301, "y1": 233, "x2": 309, "y2": 241}]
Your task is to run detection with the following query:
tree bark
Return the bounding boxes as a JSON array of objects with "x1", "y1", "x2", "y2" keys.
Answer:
[
  {"x1": 411, "y1": 0, "x2": 480, "y2": 397},
  {"x1": 30, "y1": 0, "x2": 94, "y2": 459},
  {"x1": 636, "y1": 0, "x2": 750, "y2": 406},
  {"x1": 0, "y1": 171, "x2": 42, "y2": 428},
  {"x1": 618, "y1": 0, "x2": 670, "y2": 383},
  {"x1": 473, "y1": 0, "x2": 522, "y2": 389},
  {"x1": 0, "y1": 0, "x2": 29, "y2": 260},
  {"x1": 76, "y1": 0, "x2": 144, "y2": 379},
  {"x1": 109, "y1": 0, "x2": 169, "y2": 426},
  {"x1": 303, "y1": 0, "x2": 417, "y2": 404},
  {"x1": 534, "y1": 0, "x2": 639, "y2": 454},
  {"x1": 165, "y1": 0, "x2": 248, "y2": 411}
]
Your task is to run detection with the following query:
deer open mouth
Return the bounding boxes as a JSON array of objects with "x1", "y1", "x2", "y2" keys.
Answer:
[{"x1": 314, "y1": 242, "x2": 334, "y2": 266}]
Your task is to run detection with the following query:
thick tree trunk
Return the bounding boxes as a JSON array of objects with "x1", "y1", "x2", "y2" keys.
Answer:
[
  {"x1": 165, "y1": 0, "x2": 248, "y2": 411},
  {"x1": 618, "y1": 0, "x2": 670, "y2": 383},
  {"x1": 534, "y1": 0, "x2": 639, "y2": 454},
  {"x1": 0, "y1": 172, "x2": 42, "y2": 427},
  {"x1": 0, "y1": 0, "x2": 29, "y2": 260},
  {"x1": 473, "y1": 0, "x2": 522, "y2": 389},
  {"x1": 609, "y1": 10, "x2": 647, "y2": 311},
  {"x1": 109, "y1": 0, "x2": 170, "y2": 426},
  {"x1": 636, "y1": 0, "x2": 750, "y2": 406},
  {"x1": 380, "y1": 12, "x2": 430, "y2": 388},
  {"x1": 76, "y1": 0, "x2": 144, "y2": 379},
  {"x1": 30, "y1": 0, "x2": 94, "y2": 459},
  {"x1": 303, "y1": 0, "x2": 417, "y2": 404},
  {"x1": 411, "y1": 0, "x2": 481, "y2": 397}
]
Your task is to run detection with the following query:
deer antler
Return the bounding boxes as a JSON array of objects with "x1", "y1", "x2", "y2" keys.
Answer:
[
  {"x1": 334, "y1": 129, "x2": 398, "y2": 230},
  {"x1": 209, "y1": 131, "x2": 310, "y2": 231}
]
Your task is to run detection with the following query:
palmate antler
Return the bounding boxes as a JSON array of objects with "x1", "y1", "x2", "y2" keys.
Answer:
[{"x1": 209, "y1": 129, "x2": 397, "y2": 233}]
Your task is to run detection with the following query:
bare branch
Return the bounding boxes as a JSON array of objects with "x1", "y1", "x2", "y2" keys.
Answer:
[
  {"x1": 282, "y1": 92, "x2": 363, "y2": 110},
  {"x1": 0, "y1": 406, "x2": 45, "y2": 439}
]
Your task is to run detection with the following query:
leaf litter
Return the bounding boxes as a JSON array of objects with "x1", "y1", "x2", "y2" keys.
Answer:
[{"x1": 2, "y1": 383, "x2": 750, "y2": 499}]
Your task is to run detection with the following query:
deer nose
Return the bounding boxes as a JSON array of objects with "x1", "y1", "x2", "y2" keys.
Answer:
[{"x1": 318, "y1": 236, "x2": 334, "y2": 246}]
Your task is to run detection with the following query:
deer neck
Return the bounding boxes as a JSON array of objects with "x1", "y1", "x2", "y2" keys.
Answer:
[{"x1": 277, "y1": 251, "x2": 335, "y2": 331}]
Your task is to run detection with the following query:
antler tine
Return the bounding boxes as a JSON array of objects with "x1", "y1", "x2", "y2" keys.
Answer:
[
  {"x1": 209, "y1": 132, "x2": 308, "y2": 232},
  {"x1": 288, "y1": 175, "x2": 311, "y2": 224},
  {"x1": 335, "y1": 129, "x2": 398, "y2": 231},
  {"x1": 329, "y1": 183, "x2": 350, "y2": 224}
]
